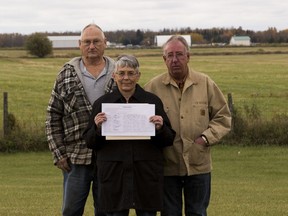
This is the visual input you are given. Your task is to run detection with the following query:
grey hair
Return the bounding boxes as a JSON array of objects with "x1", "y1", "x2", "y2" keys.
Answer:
[
  {"x1": 115, "y1": 55, "x2": 140, "y2": 73},
  {"x1": 162, "y1": 35, "x2": 190, "y2": 55},
  {"x1": 80, "y1": 23, "x2": 105, "y2": 39}
]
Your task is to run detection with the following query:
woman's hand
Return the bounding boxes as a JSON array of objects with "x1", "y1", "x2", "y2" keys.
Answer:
[
  {"x1": 150, "y1": 115, "x2": 163, "y2": 130},
  {"x1": 94, "y1": 112, "x2": 107, "y2": 127}
]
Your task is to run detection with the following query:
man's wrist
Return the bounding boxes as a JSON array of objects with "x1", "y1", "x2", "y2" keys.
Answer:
[{"x1": 201, "y1": 135, "x2": 208, "y2": 144}]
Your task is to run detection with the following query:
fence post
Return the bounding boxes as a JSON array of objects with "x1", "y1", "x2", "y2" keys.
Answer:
[
  {"x1": 3, "y1": 92, "x2": 8, "y2": 137},
  {"x1": 227, "y1": 93, "x2": 234, "y2": 132}
]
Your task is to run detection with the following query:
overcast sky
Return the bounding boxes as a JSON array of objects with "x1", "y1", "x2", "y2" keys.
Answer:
[{"x1": 1, "y1": 0, "x2": 287, "y2": 34}]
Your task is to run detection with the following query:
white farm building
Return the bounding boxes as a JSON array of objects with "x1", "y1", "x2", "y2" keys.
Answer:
[
  {"x1": 229, "y1": 35, "x2": 251, "y2": 46},
  {"x1": 154, "y1": 35, "x2": 191, "y2": 47},
  {"x1": 48, "y1": 36, "x2": 80, "y2": 48}
]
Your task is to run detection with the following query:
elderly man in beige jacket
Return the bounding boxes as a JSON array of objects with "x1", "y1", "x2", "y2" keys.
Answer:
[{"x1": 144, "y1": 35, "x2": 231, "y2": 216}]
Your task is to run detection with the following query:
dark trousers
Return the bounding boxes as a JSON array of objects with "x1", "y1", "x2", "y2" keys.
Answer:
[
  {"x1": 106, "y1": 210, "x2": 156, "y2": 216},
  {"x1": 161, "y1": 173, "x2": 211, "y2": 216}
]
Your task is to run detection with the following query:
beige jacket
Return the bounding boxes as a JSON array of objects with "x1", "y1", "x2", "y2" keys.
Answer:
[{"x1": 144, "y1": 69, "x2": 231, "y2": 176}]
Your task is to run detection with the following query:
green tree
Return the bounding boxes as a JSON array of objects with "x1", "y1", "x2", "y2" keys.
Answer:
[
  {"x1": 135, "y1": 29, "x2": 144, "y2": 45},
  {"x1": 25, "y1": 33, "x2": 52, "y2": 57}
]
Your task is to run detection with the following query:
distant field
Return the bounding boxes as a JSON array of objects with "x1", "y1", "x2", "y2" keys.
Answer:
[{"x1": 0, "y1": 47, "x2": 288, "y2": 133}]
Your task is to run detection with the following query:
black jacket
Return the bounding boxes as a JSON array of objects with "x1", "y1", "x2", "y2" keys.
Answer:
[{"x1": 83, "y1": 84, "x2": 175, "y2": 211}]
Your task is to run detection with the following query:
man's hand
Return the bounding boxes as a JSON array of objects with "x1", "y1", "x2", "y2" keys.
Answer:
[
  {"x1": 56, "y1": 158, "x2": 71, "y2": 173},
  {"x1": 195, "y1": 136, "x2": 208, "y2": 146}
]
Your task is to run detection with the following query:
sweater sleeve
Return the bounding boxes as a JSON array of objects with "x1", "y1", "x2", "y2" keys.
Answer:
[{"x1": 82, "y1": 98, "x2": 106, "y2": 150}]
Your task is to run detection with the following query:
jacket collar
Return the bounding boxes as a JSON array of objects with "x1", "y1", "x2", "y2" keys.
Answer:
[
  {"x1": 162, "y1": 69, "x2": 198, "y2": 88},
  {"x1": 110, "y1": 84, "x2": 146, "y2": 102}
]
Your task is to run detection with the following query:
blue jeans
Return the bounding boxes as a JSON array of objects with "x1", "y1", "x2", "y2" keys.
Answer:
[
  {"x1": 161, "y1": 173, "x2": 211, "y2": 216},
  {"x1": 62, "y1": 163, "x2": 105, "y2": 216},
  {"x1": 106, "y1": 210, "x2": 156, "y2": 216}
]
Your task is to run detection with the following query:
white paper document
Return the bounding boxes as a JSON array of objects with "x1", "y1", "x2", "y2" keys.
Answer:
[{"x1": 101, "y1": 103, "x2": 155, "y2": 139}]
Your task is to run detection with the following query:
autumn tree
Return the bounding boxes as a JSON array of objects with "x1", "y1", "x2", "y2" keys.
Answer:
[{"x1": 191, "y1": 33, "x2": 205, "y2": 44}]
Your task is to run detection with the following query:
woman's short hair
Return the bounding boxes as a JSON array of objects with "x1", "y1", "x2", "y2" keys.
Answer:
[{"x1": 115, "y1": 54, "x2": 140, "y2": 73}]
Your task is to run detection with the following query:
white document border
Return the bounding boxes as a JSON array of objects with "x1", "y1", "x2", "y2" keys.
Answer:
[{"x1": 101, "y1": 103, "x2": 155, "y2": 140}]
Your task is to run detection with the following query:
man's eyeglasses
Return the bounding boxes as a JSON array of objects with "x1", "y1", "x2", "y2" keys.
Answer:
[
  {"x1": 165, "y1": 52, "x2": 187, "y2": 60},
  {"x1": 115, "y1": 71, "x2": 138, "y2": 79},
  {"x1": 81, "y1": 40, "x2": 102, "y2": 47}
]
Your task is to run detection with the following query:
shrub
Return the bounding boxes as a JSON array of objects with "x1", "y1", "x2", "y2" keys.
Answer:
[
  {"x1": 0, "y1": 113, "x2": 48, "y2": 152},
  {"x1": 1, "y1": 104, "x2": 287, "y2": 152},
  {"x1": 228, "y1": 106, "x2": 247, "y2": 140},
  {"x1": 225, "y1": 103, "x2": 288, "y2": 146},
  {"x1": 25, "y1": 33, "x2": 53, "y2": 58}
]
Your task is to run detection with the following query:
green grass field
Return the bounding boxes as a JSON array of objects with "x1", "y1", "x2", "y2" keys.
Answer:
[{"x1": 0, "y1": 146, "x2": 287, "y2": 215}]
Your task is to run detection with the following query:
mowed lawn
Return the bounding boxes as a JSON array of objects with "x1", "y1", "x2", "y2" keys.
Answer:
[{"x1": 0, "y1": 146, "x2": 287, "y2": 216}]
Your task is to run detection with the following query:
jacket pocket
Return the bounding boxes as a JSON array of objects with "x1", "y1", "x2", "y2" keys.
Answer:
[
  {"x1": 62, "y1": 86, "x2": 87, "y2": 113},
  {"x1": 97, "y1": 161, "x2": 123, "y2": 183},
  {"x1": 188, "y1": 141, "x2": 209, "y2": 166}
]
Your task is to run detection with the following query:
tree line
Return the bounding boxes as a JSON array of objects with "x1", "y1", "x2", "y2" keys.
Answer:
[{"x1": 1, "y1": 26, "x2": 288, "y2": 48}]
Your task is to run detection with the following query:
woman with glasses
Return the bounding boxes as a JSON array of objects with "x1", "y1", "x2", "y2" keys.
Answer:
[{"x1": 83, "y1": 54, "x2": 175, "y2": 216}]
